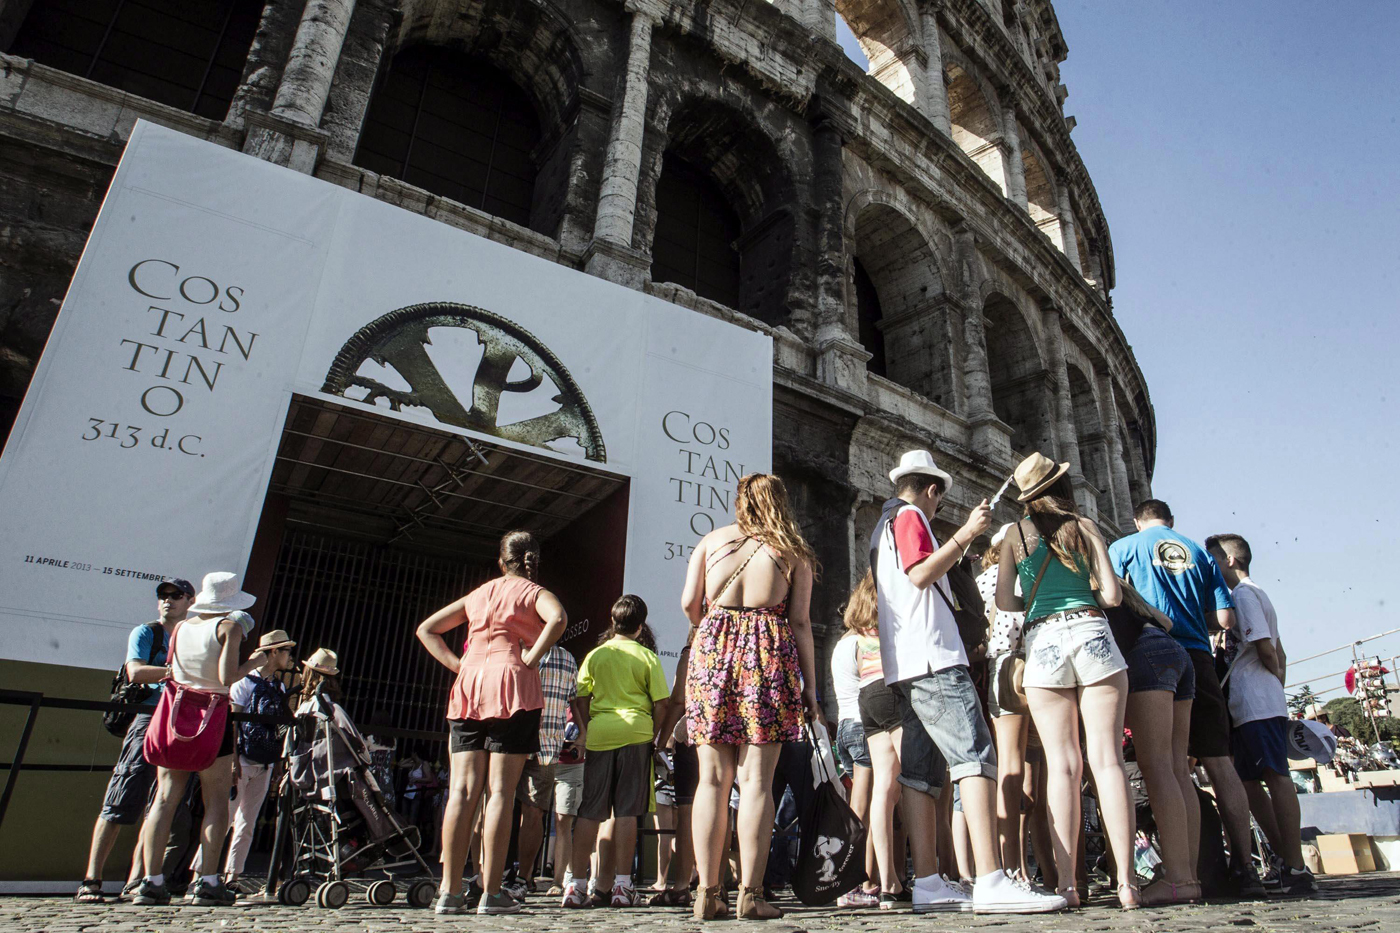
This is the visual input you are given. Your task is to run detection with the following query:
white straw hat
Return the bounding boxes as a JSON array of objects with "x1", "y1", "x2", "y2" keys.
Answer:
[
  {"x1": 888, "y1": 449, "x2": 954, "y2": 494},
  {"x1": 188, "y1": 571, "x2": 257, "y2": 614}
]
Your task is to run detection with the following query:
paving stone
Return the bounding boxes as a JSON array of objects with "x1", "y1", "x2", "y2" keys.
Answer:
[{"x1": 8, "y1": 873, "x2": 1400, "y2": 933}]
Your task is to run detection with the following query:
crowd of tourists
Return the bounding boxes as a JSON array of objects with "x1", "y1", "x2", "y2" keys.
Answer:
[{"x1": 73, "y1": 448, "x2": 1314, "y2": 917}]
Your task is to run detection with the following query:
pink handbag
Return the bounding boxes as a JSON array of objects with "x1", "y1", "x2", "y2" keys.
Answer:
[{"x1": 142, "y1": 621, "x2": 230, "y2": 772}]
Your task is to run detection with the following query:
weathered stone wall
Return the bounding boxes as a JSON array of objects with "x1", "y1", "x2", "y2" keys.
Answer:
[{"x1": 0, "y1": 0, "x2": 1157, "y2": 648}]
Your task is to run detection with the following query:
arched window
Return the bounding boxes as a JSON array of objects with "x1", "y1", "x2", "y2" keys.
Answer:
[
  {"x1": 9, "y1": 0, "x2": 262, "y2": 120},
  {"x1": 354, "y1": 47, "x2": 541, "y2": 230},
  {"x1": 853, "y1": 257, "x2": 886, "y2": 378},
  {"x1": 984, "y1": 295, "x2": 1053, "y2": 455},
  {"x1": 946, "y1": 65, "x2": 1006, "y2": 191},
  {"x1": 650, "y1": 153, "x2": 741, "y2": 310}
]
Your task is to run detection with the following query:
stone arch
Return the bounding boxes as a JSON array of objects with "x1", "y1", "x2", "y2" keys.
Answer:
[
  {"x1": 834, "y1": 0, "x2": 924, "y2": 106},
  {"x1": 370, "y1": 0, "x2": 590, "y2": 239},
  {"x1": 1066, "y1": 361, "x2": 1110, "y2": 519},
  {"x1": 983, "y1": 292, "x2": 1054, "y2": 456},
  {"x1": 393, "y1": 0, "x2": 586, "y2": 140},
  {"x1": 1021, "y1": 133, "x2": 1063, "y2": 248},
  {"x1": 846, "y1": 197, "x2": 955, "y2": 407},
  {"x1": 641, "y1": 95, "x2": 799, "y2": 326},
  {"x1": 945, "y1": 62, "x2": 1006, "y2": 192}
]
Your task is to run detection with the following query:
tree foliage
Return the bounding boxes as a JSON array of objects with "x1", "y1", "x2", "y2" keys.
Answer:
[{"x1": 1323, "y1": 697, "x2": 1400, "y2": 743}]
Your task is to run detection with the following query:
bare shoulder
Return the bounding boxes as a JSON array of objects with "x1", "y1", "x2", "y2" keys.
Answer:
[
  {"x1": 1078, "y1": 517, "x2": 1105, "y2": 540},
  {"x1": 701, "y1": 524, "x2": 740, "y2": 548}
]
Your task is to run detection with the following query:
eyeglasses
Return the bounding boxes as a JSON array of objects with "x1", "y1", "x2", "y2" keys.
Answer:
[{"x1": 157, "y1": 591, "x2": 187, "y2": 601}]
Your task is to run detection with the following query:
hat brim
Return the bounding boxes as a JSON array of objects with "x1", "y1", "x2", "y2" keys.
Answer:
[
  {"x1": 188, "y1": 591, "x2": 257, "y2": 614},
  {"x1": 303, "y1": 661, "x2": 339, "y2": 675},
  {"x1": 259, "y1": 639, "x2": 296, "y2": 652},
  {"x1": 1017, "y1": 462, "x2": 1072, "y2": 502},
  {"x1": 889, "y1": 464, "x2": 954, "y2": 494}
]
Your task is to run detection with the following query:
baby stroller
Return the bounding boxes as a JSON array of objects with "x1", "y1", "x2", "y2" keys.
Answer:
[{"x1": 265, "y1": 688, "x2": 437, "y2": 909}]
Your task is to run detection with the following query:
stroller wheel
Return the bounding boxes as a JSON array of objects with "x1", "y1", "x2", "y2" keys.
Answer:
[
  {"x1": 316, "y1": 881, "x2": 349, "y2": 910},
  {"x1": 407, "y1": 880, "x2": 436, "y2": 910},
  {"x1": 367, "y1": 880, "x2": 396, "y2": 906},
  {"x1": 281, "y1": 878, "x2": 312, "y2": 907}
]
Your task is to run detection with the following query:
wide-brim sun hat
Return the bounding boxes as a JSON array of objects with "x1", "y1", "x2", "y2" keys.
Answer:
[
  {"x1": 303, "y1": 647, "x2": 339, "y2": 676},
  {"x1": 888, "y1": 449, "x2": 954, "y2": 494},
  {"x1": 1013, "y1": 452, "x2": 1071, "y2": 503},
  {"x1": 188, "y1": 571, "x2": 257, "y2": 614},
  {"x1": 257, "y1": 628, "x2": 296, "y2": 652}
]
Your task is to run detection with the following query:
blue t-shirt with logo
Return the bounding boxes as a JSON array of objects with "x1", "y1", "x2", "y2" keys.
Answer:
[
  {"x1": 1108, "y1": 526, "x2": 1233, "y2": 654},
  {"x1": 126, "y1": 623, "x2": 170, "y2": 706}
]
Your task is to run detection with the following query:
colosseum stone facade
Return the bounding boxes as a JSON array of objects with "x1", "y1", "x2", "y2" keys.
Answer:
[{"x1": 0, "y1": 0, "x2": 1154, "y2": 667}]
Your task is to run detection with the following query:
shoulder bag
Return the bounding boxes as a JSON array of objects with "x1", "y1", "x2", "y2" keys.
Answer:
[
  {"x1": 143, "y1": 620, "x2": 231, "y2": 772},
  {"x1": 102, "y1": 623, "x2": 163, "y2": 737}
]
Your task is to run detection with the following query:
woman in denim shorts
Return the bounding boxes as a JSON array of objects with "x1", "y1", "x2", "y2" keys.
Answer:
[
  {"x1": 831, "y1": 574, "x2": 879, "y2": 907},
  {"x1": 1123, "y1": 620, "x2": 1200, "y2": 904},
  {"x1": 996, "y1": 454, "x2": 1138, "y2": 909}
]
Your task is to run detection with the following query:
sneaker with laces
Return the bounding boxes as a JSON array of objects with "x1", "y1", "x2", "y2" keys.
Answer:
[
  {"x1": 478, "y1": 890, "x2": 522, "y2": 914},
  {"x1": 971, "y1": 869, "x2": 1067, "y2": 914},
  {"x1": 463, "y1": 874, "x2": 484, "y2": 909},
  {"x1": 132, "y1": 879, "x2": 170, "y2": 906},
  {"x1": 561, "y1": 881, "x2": 589, "y2": 908},
  {"x1": 434, "y1": 892, "x2": 468, "y2": 915},
  {"x1": 1229, "y1": 865, "x2": 1267, "y2": 898},
  {"x1": 912, "y1": 875, "x2": 973, "y2": 912},
  {"x1": 1279, "y1": 866, "x2": 1316, "y2": 896},
  {"x1": 189, "y1": 878, "x2": 237, "y2": 906},
  {"x1": 502, "y1": 877, "x2": 529, "y2": 901},
  {"x1": 836, "y1": 887, "x2": 878, "y2": 908},
  {"x1": 611, "y1": 883, "x2": 642, "y2": 907}
]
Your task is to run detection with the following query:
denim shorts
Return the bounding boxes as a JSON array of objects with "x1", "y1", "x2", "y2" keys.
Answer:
[
  {"x1": 836, "y1": 718, "x2": 871, "y2": 771},
  {"x1": 891, "y1": 665, "x2": 997, "y2": 794},
  {"x1": 1125, "y1": 625, "x2": 1196, "y2": 700},
  {"x1": 1022, "y1": 608, "x2": 1127, "y2": 689}
]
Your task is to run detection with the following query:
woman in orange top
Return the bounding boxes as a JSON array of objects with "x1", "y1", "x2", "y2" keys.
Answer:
[{"x1": 418, "y1": 530, "x2": 567, "y2": 915}]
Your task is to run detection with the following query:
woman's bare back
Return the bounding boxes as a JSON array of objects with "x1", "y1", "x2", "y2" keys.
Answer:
[{"x1": 701, "y1": 523, "x2": 793, "y2": 609}]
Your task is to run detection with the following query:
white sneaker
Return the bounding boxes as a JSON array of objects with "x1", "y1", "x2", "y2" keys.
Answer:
[
  {"x1": 912, "y1": 874, "x2": 973, "y2": 913},
  {"x1": 610, "y1": 883, "x2": 641, "y2": 907},
  {"x1": 971, "y1": 869, "x2": 1067, "y2": 914}
]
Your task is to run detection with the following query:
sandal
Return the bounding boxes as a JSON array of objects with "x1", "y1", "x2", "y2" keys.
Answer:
[
  {"x1": 1118, "y1": 882, "x2": 1141, "y2": 910},
  {"x1": 75, "y1": 879, "x2": 105, "y2": 904},
  {"x1": 1141, "y1": 878, "x2": 1201, "y2": 905},
  {"x1": 1055, "y1": 886, "x2": 1081, "y2": 908},
  {"x1": 737, "y1": 885, "x2": 782, "y2": 920},
  {"x1": 694, "y1": 885, "x2": 728, "y2": 921},
  {"x1": 648, "y1": 887, "x2": 692, "y2": 907}
]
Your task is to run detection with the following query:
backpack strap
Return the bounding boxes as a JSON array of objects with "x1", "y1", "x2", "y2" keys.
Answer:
[{"x1": 145, "y1": 622, "x2": 164, "y2": 665}]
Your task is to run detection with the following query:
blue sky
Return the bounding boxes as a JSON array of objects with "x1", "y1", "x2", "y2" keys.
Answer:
[{"x1": 840, "y1": 5, "x2": 1400, "y2": 706}]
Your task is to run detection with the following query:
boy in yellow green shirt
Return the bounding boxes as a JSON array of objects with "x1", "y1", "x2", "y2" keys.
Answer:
[{"x1": 561, "y1": 595, "x2": 669, "y2": 908}]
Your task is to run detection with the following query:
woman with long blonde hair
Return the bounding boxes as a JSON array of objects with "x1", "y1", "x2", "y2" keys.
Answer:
[
  {"x1": 682, "y1": 473, "x2": 819, "y2": 920},
  {"x1": 995, "y1": 453, "x2": 1137, "y2": 909}
]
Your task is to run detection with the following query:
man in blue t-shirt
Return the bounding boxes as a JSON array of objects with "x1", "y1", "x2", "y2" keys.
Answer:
[
  {"x1": 76, "y1": 578, "x2": 194, "y2": 903},
  {"x1": 1109, "y1": 500, "x2": 1261, "y2": 894}
]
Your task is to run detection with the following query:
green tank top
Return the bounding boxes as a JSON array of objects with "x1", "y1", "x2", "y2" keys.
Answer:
[{"x1": 1016, "y1": 534, "x2": 1097, "y2": 622}]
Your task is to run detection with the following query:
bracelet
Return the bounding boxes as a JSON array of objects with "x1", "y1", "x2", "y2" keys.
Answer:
[{"x1": 951, "y1": 535, "x2": 967, "y2": 556}]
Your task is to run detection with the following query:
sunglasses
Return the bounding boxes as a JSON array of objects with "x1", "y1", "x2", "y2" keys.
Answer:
[{"x1": 157, "y1": 591, "x2": 188, "y2": 601}]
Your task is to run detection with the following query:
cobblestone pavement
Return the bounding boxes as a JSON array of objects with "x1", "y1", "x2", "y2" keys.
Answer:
[{"x1": 7, "y1": 874, "x2": 1398, "y2": 933}]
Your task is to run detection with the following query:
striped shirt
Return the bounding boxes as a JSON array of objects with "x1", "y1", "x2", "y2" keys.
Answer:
[{"x1": 537, "y1": 645, "x2": 578, "y2": 765}]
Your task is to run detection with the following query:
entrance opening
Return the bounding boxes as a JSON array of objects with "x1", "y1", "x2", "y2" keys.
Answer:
[{"x1": 245, "y1": 395, "x2": 629, "y2": 736}]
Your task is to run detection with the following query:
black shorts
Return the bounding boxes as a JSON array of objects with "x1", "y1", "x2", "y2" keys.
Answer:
[
  {"x1": 448, "y1": 708, "x2": 541, "y2": 755},
  {"x1": 858, "y1": 679, "x2": 900, "y2": 735},
  {"x1": 672, "y1": 742, "x2": 698, "y2": 806},
  {"x1": 101, "y1": 712, "x2": 157, "y2": 824},
  {"x1": 579, "y1": 741, "x2": 652, "y2": 822},
  {"x1": 1186, "y1": 649, "x2": 1232, "y2": 760}
]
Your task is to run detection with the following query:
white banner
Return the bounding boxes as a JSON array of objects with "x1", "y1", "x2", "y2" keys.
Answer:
[{"x1": 0, "y1": 121, "x2": 770, "y2": 672}]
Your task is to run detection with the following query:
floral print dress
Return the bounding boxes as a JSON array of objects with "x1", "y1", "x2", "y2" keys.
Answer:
[{"x1": 685, "y1": 539, "x2": 804, "y2": 746}]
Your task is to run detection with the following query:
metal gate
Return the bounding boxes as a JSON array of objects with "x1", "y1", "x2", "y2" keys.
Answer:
[{"x1": 258, "y1": 530, "x2": 494, "y2": 738}]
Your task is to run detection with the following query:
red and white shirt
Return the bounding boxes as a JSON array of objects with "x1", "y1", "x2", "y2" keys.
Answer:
[{"x1": 873, "y1": 504, "x2": 967, "y2": 683}]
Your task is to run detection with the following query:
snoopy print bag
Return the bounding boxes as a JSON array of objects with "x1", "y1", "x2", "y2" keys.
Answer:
[{"x1": 792, "y1": 725, "x2": 868, "y2": 905}]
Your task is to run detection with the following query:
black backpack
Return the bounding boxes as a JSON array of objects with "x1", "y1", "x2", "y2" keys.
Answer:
[
  {"x1": 102, "y1": 623, "x2": 163, "y2": 737},
  {"x1": 237, "y1": 674, "x2": 289, "y2": 764}
]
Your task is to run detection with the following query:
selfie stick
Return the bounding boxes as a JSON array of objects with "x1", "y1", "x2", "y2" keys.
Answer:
[{"x1": 988, "y1": 474, "x2": 1015, "y2": 510}]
